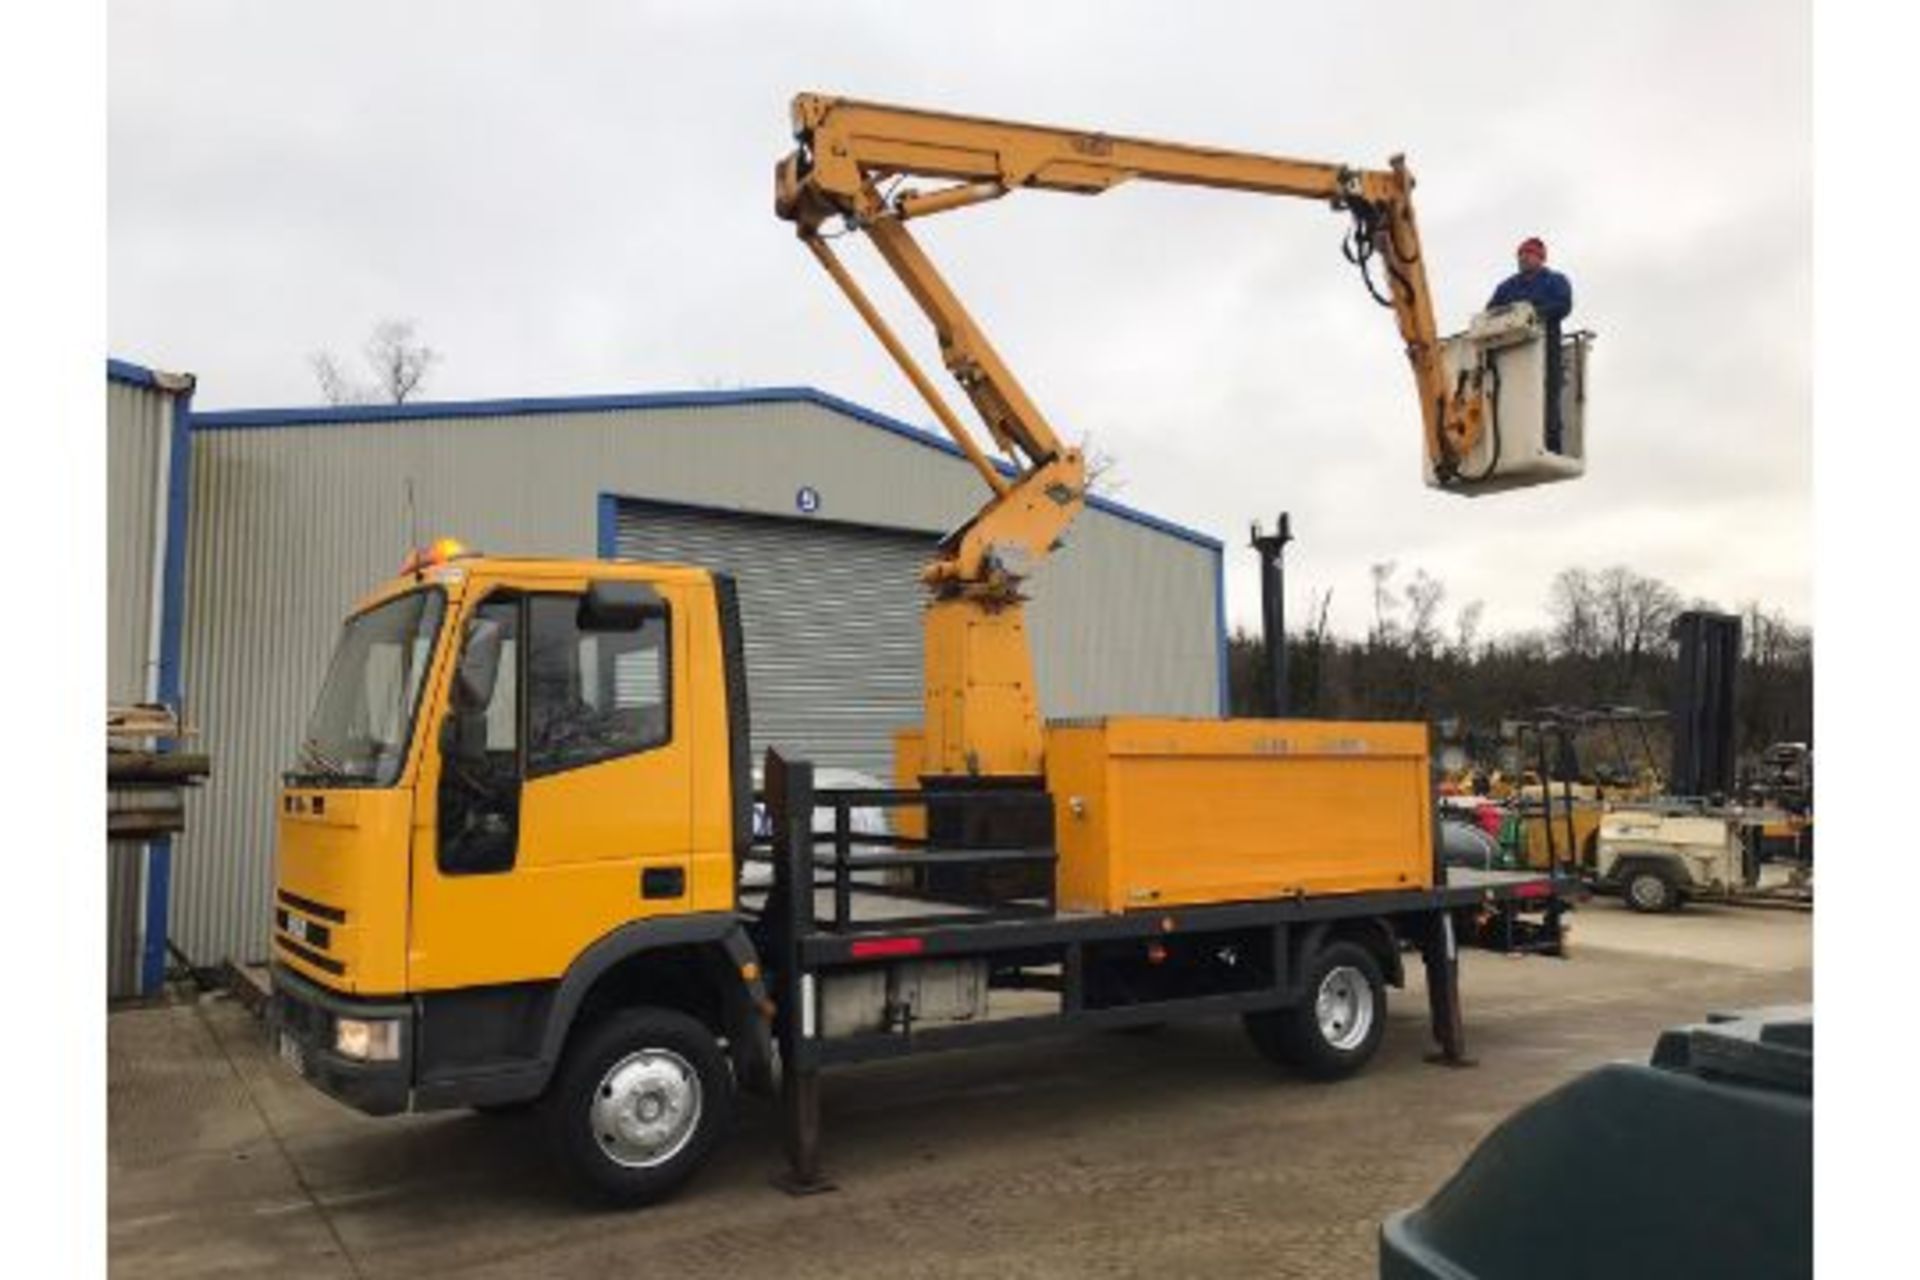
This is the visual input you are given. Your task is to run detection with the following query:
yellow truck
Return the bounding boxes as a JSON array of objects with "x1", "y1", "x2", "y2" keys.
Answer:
[
  {"x1": 271, "y1": 545, "x2": 1567, "y2": 1205},
  {"x1": 268, "y1": 95, "x2": 1584, "y2": 1206}
]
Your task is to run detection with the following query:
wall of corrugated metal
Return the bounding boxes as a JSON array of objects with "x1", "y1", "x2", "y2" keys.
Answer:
[
  {"x1": 177, "y1": 396, "x2": 1222, "y2": 965},
  {"x1": 107, "y1": 369, "x2": 186, "y2": 998},
  {"x1": 107, "y1": 376, "x2": 175, "y2": 705}
]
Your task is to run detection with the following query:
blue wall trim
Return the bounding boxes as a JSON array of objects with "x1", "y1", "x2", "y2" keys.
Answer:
[
  {"x1": 595, "y1": 493, "x2": 618, "y2": 559},
  {"x1": 192, "y1": 385, "x2": 1223, "y2": 554},
  {"x1": 108, "y1": 357, "x2": 161, "y2": 388},
  {"x1": 142, "y1": 839, "x2": 173, "y2": 994},
  {"x1": 1214, "y1": 547, "x2": 1230, "y2": 716}
]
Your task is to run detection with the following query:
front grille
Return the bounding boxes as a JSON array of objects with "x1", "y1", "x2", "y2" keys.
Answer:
[
  {"x1": 273, "y1": 908, "x2": 333, "y2": 950},
  {"x1": 276, "y1": 889, "x2": 347, "y2": 924},
  {"x1": 277, "y1": 935, "x2": 345, "y2": 976}
]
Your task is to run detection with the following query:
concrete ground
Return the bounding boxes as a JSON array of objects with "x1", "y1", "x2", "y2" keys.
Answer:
[{"x1": 109, "y1": 899, "x2": 1810, "y2": 1279}]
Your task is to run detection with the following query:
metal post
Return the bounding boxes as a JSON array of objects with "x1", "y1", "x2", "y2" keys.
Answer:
[
  {"x1": 1063, "y1": 942, "x2": 1085, "y2": 1015},
  {"x1": 1249, "y1": 513, "x2": 1293, "y2": 717},
  {"x1": 833, "y1": 799, "x2": 851, "y2": 931},
  {"x1": 1560, "y1": 762, "x2": 1578, "y2": 877},
  {"x1": 766, "y1": 750, "x2": 835, "y2": 1195},
  {"x1": 1421, "y1": 912, "x2": 1475, "y2": 1067},
  {"x1": 1532, "y1": 724, "x2": 1557, "y2": 871}
]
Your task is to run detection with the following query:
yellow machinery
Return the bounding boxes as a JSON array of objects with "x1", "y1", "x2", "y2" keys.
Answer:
[
  {"x1": 267, "y1": 96, "x2": 1580, "y2": 1209},
  {"x1": 775, "y1": 93, "x2": 1588, "y2": 782}
]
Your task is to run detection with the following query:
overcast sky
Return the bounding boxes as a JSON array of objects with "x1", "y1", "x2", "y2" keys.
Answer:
[{"x1": 108, "y1": 0, "x2": 1809, "y2": 638}]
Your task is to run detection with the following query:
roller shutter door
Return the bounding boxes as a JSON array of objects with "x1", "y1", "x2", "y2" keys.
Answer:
[{"x1": 614, "y1": 501, "x2": 933, "y2": 778}]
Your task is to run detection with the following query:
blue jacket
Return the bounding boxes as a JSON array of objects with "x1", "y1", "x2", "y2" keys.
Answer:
[{"x1": 1488, "y1": 267, "x2": 1573, "y2": 324}]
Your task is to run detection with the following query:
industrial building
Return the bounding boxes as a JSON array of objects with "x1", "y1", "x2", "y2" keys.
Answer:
[{"x1": 106, "y1": 366, "x2": 1227, "y2": 979}]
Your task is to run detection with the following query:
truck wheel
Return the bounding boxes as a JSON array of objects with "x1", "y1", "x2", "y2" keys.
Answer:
[
  {"x1": 1623, "y1": 866, "x2": 1680, "y2": 914},
  {"x1": 1242, "y1": 941, "x2": 1386, "y2": 1081},
  {"x1": 538, "y1": 1006, "x2": 733, "y2": 1207}
]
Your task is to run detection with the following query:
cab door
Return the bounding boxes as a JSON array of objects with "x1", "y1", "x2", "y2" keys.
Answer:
[{"x1": 410, "y1": 579, "x2": 693, "y2": 991}]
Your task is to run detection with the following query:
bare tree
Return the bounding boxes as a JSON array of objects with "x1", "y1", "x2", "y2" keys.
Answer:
[
  {"x1": 1368, "y1": 561, "x2": 1401, "y2": 647},
  {"x1": 1220, "y1": 558, "x2": 1809, "y2": 756},
  {"x1": 310, "y1": 352, "x2": 364, "y2": 406},
  {"x1": 311, "y1": 318, "x2": 441, "y2": 405},
  {"x1": 1405, "y1": 568, "x2": 1447, "y2": 658},
  {"x1": 1296, "y1": 586, "x2": 1335, "y2": 713},
  {"x1": 1304, "y1": 587, "x2": 1334, "y2": 649},
  {"x1": 1075, "y1": 432, "x2": 1124, "y2": 496},
  {"x1": 1593, "y1": 566, "x2": 1682, "y2": 675},
  {"x1": 1547, "y1": 567, "x2": 1601, "y2": 659},
  {"x1": 1744, "y1": 602, "x2": 1811, "y2": 668},
  {"x1": 1452, "y1": 599, "x2": 1486, "y2": 661}
]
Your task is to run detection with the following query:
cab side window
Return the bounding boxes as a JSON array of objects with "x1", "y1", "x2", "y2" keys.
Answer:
[{"x1": 526, "y1": 595, "x2": 670, "y2": 776}]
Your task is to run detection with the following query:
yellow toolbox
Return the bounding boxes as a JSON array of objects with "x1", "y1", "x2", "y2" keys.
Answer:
[{"x1": 1044, "y1": 718, "x2": 1434, "y2": 913}]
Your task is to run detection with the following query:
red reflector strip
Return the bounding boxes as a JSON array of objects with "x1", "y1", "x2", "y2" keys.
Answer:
[
  {"x1": 1512, "y1": 881, "x2": 1552, "y2": 900},
  {"x1": 848, "y1": 936, "x2": 925, "y2": 959}
]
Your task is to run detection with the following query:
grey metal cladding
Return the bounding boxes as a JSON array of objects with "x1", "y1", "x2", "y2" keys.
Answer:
[{"x1": 107, "y1": 377, "x2": 177, "y2": 704}]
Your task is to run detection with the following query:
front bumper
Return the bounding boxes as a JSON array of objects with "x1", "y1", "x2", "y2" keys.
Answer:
[{"x1": 268, "y1": 964, "x2": 415, "y2": 1116}]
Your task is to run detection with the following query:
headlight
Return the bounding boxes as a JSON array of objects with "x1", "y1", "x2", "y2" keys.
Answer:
[{"x1": 334, "y1": 1017, "x2": 402, "y2": 1062}]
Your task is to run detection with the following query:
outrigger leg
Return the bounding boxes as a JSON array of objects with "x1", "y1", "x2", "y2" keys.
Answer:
[
  {"x1": 774, "y1": 1057, "x2": 834, "y2": 1196},
  {"x1": 1421, "y1": 910, "x2": 1476, "y2": 1068}
]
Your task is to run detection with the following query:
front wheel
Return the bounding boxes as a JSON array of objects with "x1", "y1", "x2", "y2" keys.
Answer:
[
  {"x1": 1622, "y1": 865, "x2": 1681, "y2": 914},
  {"x1": 1243, "y1": 940, "x2": 1387, "y2": 1081},
  {"x1": 538, "y1": 1006, "x2": 734, "y2": 1207}
]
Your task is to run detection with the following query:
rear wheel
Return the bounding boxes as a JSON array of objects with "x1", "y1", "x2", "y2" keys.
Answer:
[
  {"x1": 1243, "y1": 940, "x2": 1386, "y2": 1081},
  {"x1": 538, "y1": 1006, "x2": 733, "y2": 1207},
  {"x1": 1622, "y1": 865, "x2": 1680, "y2": 914}
]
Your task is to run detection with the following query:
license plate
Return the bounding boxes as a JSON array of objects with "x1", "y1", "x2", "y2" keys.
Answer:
[{"x1": 278, "y1": 1032, "x2": 306, "y2": 1077}]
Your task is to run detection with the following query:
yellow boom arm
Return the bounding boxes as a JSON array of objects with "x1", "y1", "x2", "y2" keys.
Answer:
[{"x1": 774, "y1": 93, "x2": 1489, "y2": 778}]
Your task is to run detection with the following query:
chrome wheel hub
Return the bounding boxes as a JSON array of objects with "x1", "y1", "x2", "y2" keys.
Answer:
[
  {"x1": 590, "y1": 1049, "x2": 702, "y2": 1169},
  {"x1": 1315, "y1": 965, "x2": 1374, "y2": 1051}
]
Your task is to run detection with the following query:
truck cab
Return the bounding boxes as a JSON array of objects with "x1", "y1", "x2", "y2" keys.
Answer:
[{"x1": 270, "y1": 547, "x2": 768, "y2": 1199}]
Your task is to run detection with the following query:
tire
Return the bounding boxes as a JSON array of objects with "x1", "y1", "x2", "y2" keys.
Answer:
[
  {"x1": 1622, "y1": 865, "x2": 1680, "y2": 914},
  {"x1": 537, "y1": 1006, "x2": 734, "y2": 1207},
  {"x1": 1242, "y1": 940, "x2": 1387, "y2": 1082}
]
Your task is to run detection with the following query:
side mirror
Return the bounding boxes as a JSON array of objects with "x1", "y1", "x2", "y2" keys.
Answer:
[
  {"x1": 453, "y1": 616, "x2": 504, "y2": 711},
  {"x1": 578, "y1": 579, "x2": 665, "y2": 632}
]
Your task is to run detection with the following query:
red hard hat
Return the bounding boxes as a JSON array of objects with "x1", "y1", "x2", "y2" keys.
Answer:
[{"x1": 1518, "y1": 236, "x2": 1547, "y2": 259}]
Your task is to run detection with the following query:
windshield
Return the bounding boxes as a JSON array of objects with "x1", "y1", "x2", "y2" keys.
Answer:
[{"x1": 293, "y1": 588, "x2": 447, "y2": 787}]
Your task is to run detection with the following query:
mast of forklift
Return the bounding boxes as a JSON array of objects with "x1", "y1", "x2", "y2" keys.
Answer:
[{"x1": 774, "y1": 93, "x2": 1486, "y2": 779}]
